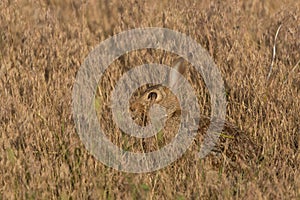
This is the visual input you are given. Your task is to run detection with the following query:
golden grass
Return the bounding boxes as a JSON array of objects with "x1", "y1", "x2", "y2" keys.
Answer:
[{"x1": 1, "y1": 0, "x2": 299, "y2": 199}]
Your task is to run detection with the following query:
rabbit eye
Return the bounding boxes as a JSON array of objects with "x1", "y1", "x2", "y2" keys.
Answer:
[{"x1": 147, "y1": 92, "x2": 157, "y2": 100}]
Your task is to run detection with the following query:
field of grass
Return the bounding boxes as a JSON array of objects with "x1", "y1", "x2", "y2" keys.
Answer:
[{"x1": 1, "y1": 0, "x2": 299, "y2": 199}]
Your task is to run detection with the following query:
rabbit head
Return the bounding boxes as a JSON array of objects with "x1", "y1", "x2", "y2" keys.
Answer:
[{"x1": 130, "y1": 58, "x2": 186, "y2": 126}]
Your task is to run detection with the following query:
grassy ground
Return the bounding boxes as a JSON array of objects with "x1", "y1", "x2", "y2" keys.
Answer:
[{"x1": 1, "y1": 0, "x2": 299, "y2": 199}]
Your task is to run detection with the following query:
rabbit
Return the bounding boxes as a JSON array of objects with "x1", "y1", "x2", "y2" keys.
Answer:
[{"x1": 129, "y1": 58, "x2": 262, "y2": 173}]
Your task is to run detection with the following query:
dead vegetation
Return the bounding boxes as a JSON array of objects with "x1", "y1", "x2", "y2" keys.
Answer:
[{"x1": 0, "y1": 0, "x2": 299, "y2": 199}]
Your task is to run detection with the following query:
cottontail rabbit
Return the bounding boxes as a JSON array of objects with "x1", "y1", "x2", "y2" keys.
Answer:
[{"x1": 129, "y1": 58, "x2": 261, "y2": 172}]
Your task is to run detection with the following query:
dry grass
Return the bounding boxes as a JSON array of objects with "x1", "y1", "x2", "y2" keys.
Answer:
[{"x1": 1, "y1": 0, "x2": 299, "y2": 199}]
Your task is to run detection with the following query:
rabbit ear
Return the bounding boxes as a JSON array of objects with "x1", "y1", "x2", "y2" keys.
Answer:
[{"x1": 168, "y1": 58, "x2": 186, "y2": 88}]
